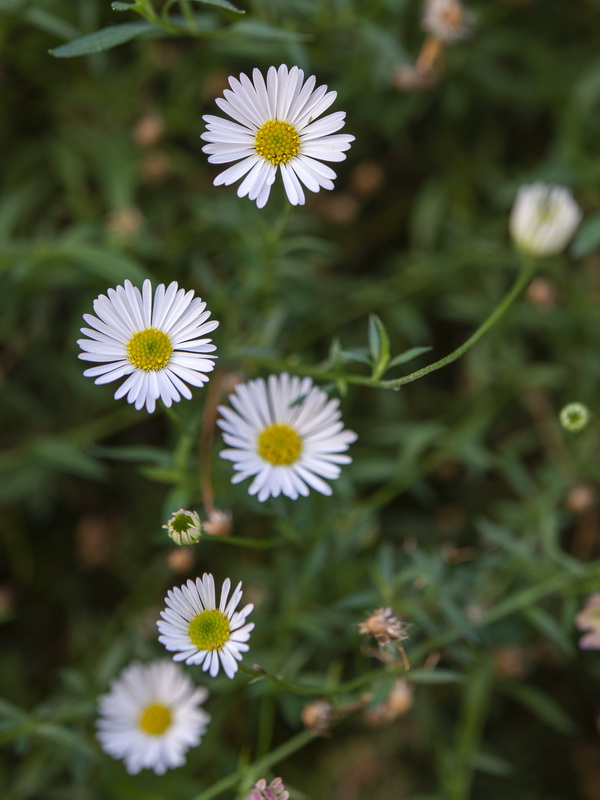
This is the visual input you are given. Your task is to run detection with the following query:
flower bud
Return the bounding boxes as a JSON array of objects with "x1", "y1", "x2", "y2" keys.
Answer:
[
  {"x1": 163, "y1": 509, "x2": 202, "y2": 546},
  {"x1": 559, "y1": 402, "x2": 590, "y2": 433},
  {"x1": 509, "y1": 182, "x2": 582, "y2": 257}
]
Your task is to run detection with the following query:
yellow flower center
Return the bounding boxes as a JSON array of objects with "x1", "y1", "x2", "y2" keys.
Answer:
[
  {"x1": 257, "y1": 424, "x2": 302, "y2": 466},
  {"x1": 189, "y1": 609, "x2": 231, "y2": 651},
  {"x1": 127, "y1": 327, "x2": 173, "y2": 371},
  {"x1": 138, "y1": 703, "x2": 172, "y2": 736},
  {"x1": 255, "y1": 120, "x2": 300, "y2": 165}
]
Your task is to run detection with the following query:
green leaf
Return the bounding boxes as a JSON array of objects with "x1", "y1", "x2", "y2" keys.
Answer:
[
  {"x1": 228, "y1": 19, "x2": 311, "y2": 41},
  {"x1": 59, "y1": 243, "x2": 149, "y2": 284},
  {"x1": 0, "y1": 697, "x2": 27, "y2": 724},
  {"x1": 570, "y1": 212, "x2": 600, "y2": 258},
  {"x1": 139, "y1": 466, "x2": 182, "y2": 483},
  {"x1": 339, "y1": 348, "x2": 371, "y2": 366},
  {"x1": 87, "y1": 444, "x2": 172, "y2": 465},
  {"x1": 24, "y1": 7, "x2": 80, "y2": 39},
  {"x1": 500, "y1": 681, "x2": 576, "y2": 735},
  {"x1": 368, "y1": 314, "x2": 391, "y2": 379},
  {"x1": 524, "y1": 607, "x2": 576, "y2": 657},
  {"x1": 407, "y1": 669, "x2": 464, "y2": 684},
  {"x1": 388, "y1": 346, "x2": 432, "y2": 369},
  {"x1": 190, "y1": 0, "x2": 245, "y2": 12},
  {"x1": 472, "y1": 752, "x2": 514, "y2": 777},
  {"x1": 34, "y1": 722, "x2": 96, "y2": 757},
  {"x1": 27, "y1": 438, "x2": 107, "y2": 481},
  {"x1": 50, "y1": 22, "x2": 158, "y2": 58},
  {"x1": 111, "y1": 1, "x2": 137, "y2": 9}
]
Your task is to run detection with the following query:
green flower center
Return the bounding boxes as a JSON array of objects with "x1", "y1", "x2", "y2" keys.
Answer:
[
  {"x1": 171, "y1": 512, "x2": 194, "y2": 533},
  {"x1": 127, "y1": 327, "x2": 173, "y2": 371},
  {"x1": 257, "y1": 424, "x2": 302, "y2": 466},
  {"x1": 189, "y1": 609, "x2": 231, "y2": 650},
  {"x1": 138, "y1": 703, "x2": 172, "y2": 736},
  {"x1": 255, "y1": 120, "x2": 300, "y2": 165}
]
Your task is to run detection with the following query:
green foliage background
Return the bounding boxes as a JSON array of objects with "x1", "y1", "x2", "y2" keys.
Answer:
[{"x1": 2, "y1": 0, "x2": 600, "y2": 798}]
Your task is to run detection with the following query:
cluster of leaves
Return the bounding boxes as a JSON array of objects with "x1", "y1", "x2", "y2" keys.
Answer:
[{"x1": 2, "y1": 0, "x2": 600, "y2": 799}]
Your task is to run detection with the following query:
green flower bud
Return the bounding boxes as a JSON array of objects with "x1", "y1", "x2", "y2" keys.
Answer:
[
  {"x1": 163, "y1": 509, "x2": 203, "y2": 546},
  {"x1": 559, "y1": 402, "x2": 590, "y2": 433}
]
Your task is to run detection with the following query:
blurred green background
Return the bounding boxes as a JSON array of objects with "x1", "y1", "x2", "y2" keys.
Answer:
[{"x1": 2, "y1": 0, "x2": 600, "y2": 798}]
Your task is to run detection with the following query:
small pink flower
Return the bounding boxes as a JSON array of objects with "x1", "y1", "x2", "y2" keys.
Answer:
[
  {"x1": 575, "y1": 594, "x2": 600, "y2": 650},
  {"x1": 244, "y1": 777, "x2": 289, "y2": 800}
]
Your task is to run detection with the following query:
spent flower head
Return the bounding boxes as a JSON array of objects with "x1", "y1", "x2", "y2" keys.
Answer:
[
  {"x1": 559, "y1": 402, "x2": 590, "y2": 433},
  {"x1": 157, "y1": 574, "x2": 254, "y2": 679},
  {"x1": 301, "y1": 699, "x2": 336, "y2": 736},
  {"x1": 359, "y1": 607, "x2": 408, "y2": 646},
  {"x1": 164, "y1": 509, "x2": 203, "y2": 546},
  {"x1": 78, "y1": 279, "x2": 218, "y2": 413},
  {"x1": 203, "y1": 508, "x2": 233, "y2": 537},
  {"x1": 509, "y1": 182, "x2": 582, "y2": 257},
  {"x1": 575, "y1": 594, "x2": 600, "y2": 650},
  {"x1": 202, "y1": 64, "x2": 354, "y2": 208},
  {"x1": 244, "y1": 777, "x2": 290, "y2": 800},
  {"x1": 422, "y1": 0, "x2": 473, "y2": 42},
  {"x1": 96, "y1": 660, "x2": 210, "y2": 775},
  {"x1": 217, "y1": 372, "x2": 357, "y2": 502}
]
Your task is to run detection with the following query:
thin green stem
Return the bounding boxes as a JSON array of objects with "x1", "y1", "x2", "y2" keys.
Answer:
[
  {"x1": 443, "y1": 659, "x2": 493, "y2": 800},
  {"x1": 238, "y1": 663, "x2": 326, "y2": 697},
  {"x1": 244, "y1": 257, "x2": 536, "y2": 390},
  {"x1": 202, "y1": 533, "x2": 285, "y2": 550},
  {"x1": 179, "y1": 0, "x2": 197, "y2": 29},
  {"x1": 189, "y1": 729, "x2": 315, "y2": 800}
]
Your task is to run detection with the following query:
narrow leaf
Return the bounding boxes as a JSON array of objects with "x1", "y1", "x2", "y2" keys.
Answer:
[
  {"x1": 190, "y1": 0, "x2": 245, "y2": 12},
  {"x1": 500, "y1": 681, "x2": 576, "y2": 735},
  {"x1": 570, "y1": 212, "x2": 600, "y2": 259},
  {"x1": 388, "y1": 346, "x2": 432, "y2": 368},
  {"x1": 50, "y1": 22, "x2": 158, "y2": 58},
  {"x1": 228, "y1": 19, "x2": 311, "y2": 41},
  {"x1": 407, "y1": 669, "x2": 464, "y2": 684},
  {"x1": 368, "y1": 314, "x2": 391, "y2": 378}
]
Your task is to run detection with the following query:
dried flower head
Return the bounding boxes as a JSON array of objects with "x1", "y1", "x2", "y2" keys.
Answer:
[
  {"x1": 244, "y1": 777, "x2": 290, "y2": 800},
  {"x1": 560, "y1": 402, "x2": 590, "y2": 433},
  {"x1": 576, "y1": 594, "x2": 600, "y2": 650},
  {"x1": 359, "y1": 607, "x2": 408, "y2": 646},
  {"x1": 164, "y1": 509, "x2": 203, "y2": 546},
  {"x1": 566, "y1": 484, "x2": 596, "y2": 515},
  {"x1": 301, "y1": 699, "x2": 335, "y2": 736},
  {"x1": 422, "y1": 0, "x2": 473, "y2": 42},
  {"x1": 203, "y1": 508, "x2": 233, "y2": 537},
  {"x1": 363, "y1": 679, "x2": 413, "y2": 727}
]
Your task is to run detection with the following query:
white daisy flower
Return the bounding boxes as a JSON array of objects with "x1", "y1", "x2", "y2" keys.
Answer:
[
  {"x1": 201, "y1": 64, "x2": 355, "y2": 208},
  {"x1": 157, "y1": 574, "x2": 254, "y2": 679},
  {"x1": 217, "y1": 372, "x2": 357, "y2": 502},
  {"x1": 96, "y1": 659, "x2": 210, "y2": 775},
  {"x1": 509, "y1": 182, "x2": 582, "y2": 257},
  {"x1": 78, "y1": 279, "x2": 218, "y2": 413}
]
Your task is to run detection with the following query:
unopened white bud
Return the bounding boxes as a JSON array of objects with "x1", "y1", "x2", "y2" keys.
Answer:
[{"x1": 509, "y1": 182, "x2": 582, "y2": 257}]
